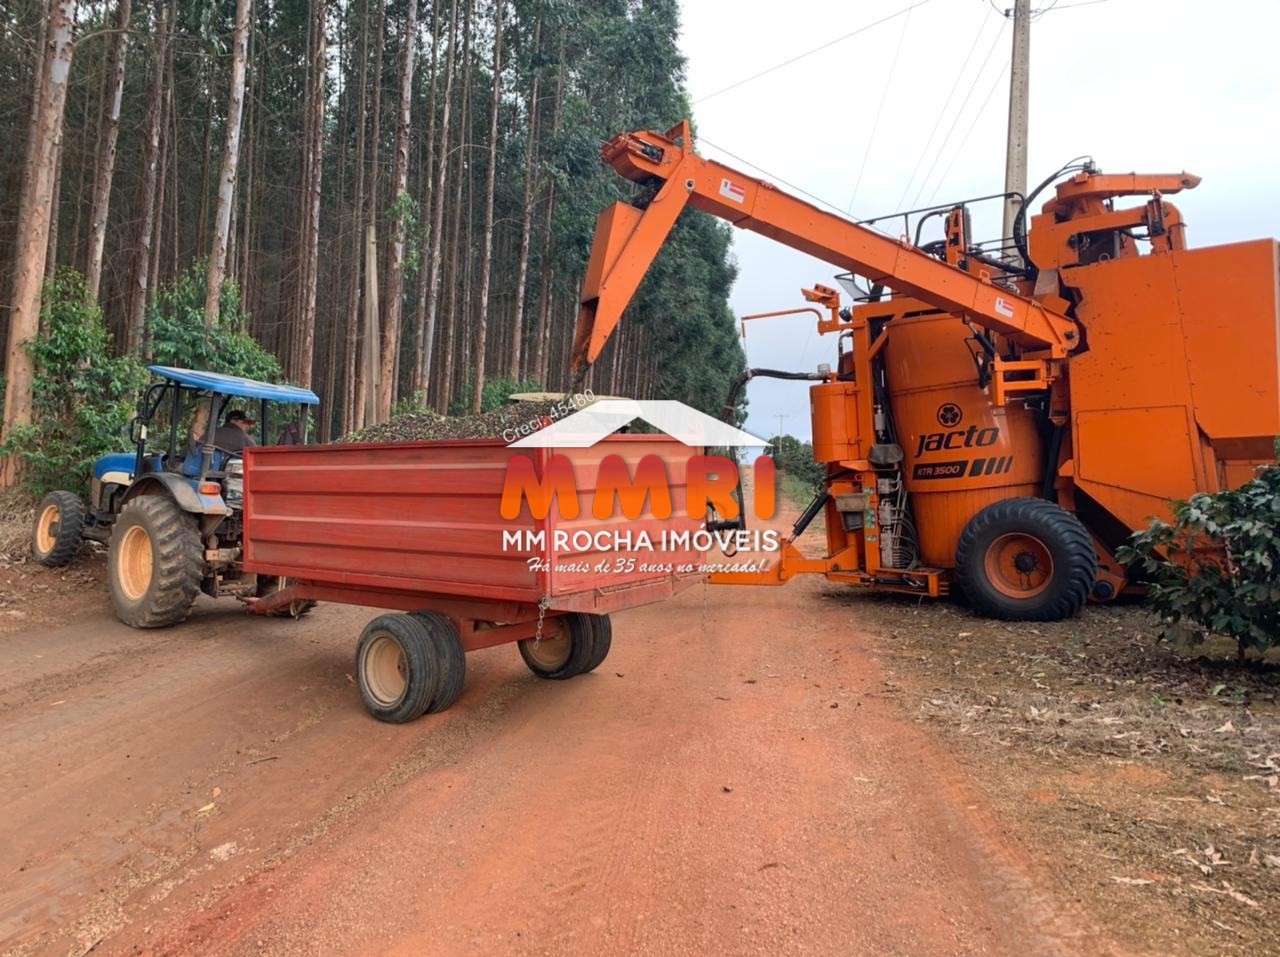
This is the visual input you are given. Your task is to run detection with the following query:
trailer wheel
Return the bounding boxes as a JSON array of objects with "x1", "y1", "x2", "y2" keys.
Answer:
[
  {"x1": 578, "y1": 614, "x2": 613, "y2": 674},
  {"x1": 108, "y1": 495, "x2": 204, "y2": 628},
  {"x1": 518, "y1": 612, "x2": 594, "y2": 680},
  {"x1": 409, "y1": 611, "x2": 467, "y2": 713},
  {"x1": 356, "y1": 613, "x2": 440, "y2": 723},
  {"x1": 31, "y1": 490, "x2": 84, "y2": 567},
  {"x1": 955, "y1": 497, "x2": 1097, "y2": 621}
]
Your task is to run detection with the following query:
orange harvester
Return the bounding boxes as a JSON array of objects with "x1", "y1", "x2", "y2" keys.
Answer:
[{"x1": 570, "y1": 121, "x2": 1280, "y2": 621}]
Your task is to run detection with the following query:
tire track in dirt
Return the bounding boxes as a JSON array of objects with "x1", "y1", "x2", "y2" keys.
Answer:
[{"x1": 118, "y1": 579, "x2": 1115, "y2": 957}]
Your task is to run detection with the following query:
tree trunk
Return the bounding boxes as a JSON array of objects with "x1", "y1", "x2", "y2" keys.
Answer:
[
  {"x1": 1, "y1": 0, "x2": 76, "y2": 483},
  {"x1": 437, "y1": 0, "x2": 471, "y2": 413},
  {"x1": 408, "y1": 0, "x2": 441, "y2": 400},
  {"x1": 294, "y1": 0, "x2": 326, "y2": 389},
  {"x1": 84, "y1": 0, "x2": 130, "y2": 301},
  {"x1": 420, "y1": 0, "x2": 458, "y2": 409},
  {"x1": 123, "y1": 0, "x2": 170, "y2": 354},
  {"x1": 377, "y1": 0, "x2": 417, "y2": 418},
  {"x1": 196, "y1": 94, "x2": 215, "y2": 260},
  {"x1": 532, "y1": 188, "x2": 554, "y2": 387},
  {"x1": 355, "y1": 0, "x2": 385, "y2": 416},
  {"x1": 345, "y1": 0, "x2": 370, "y2": 433},
  {"x1": 44, "y1": 124, "x2": 64, "y2": 280},
  {"x1": 508, "y1": 17, "x2": 540, "y2": 379},
  {"x1": 470, "y1": 0, "x2": 502, "y2": 412},
  {"x1": 203, "y1": 0, "x2": 252, "y2": 329}
]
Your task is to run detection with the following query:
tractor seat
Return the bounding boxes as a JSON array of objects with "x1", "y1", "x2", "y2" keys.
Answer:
[{"x1": 179, "y1": 446, "x2": 230, "y2": 478}]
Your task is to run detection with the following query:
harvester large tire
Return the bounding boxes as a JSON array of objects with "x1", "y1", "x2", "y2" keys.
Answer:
[
  {"x1": 955, "y1": 497, "x2": 1097, "y2": 622},
  {"x1": 409, "y1": 610, "x2": 467, "y2": 714},
  {"x1": 108, "y1": 495, "x2": 204, "y2": 628},
  {"x1": 518, "y1": 612, "x2": 595, "y2": 680},
  {"x1": 31, "y1": 490, "x2": 84, "y2": 567},
  {"x1": 355, "y1": 613, "x2": 440, "y2": 723}
]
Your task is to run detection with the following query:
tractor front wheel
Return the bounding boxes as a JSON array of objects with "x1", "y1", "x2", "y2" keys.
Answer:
[
  {"x1": 31, "y1": 490, "x2": 84, "y2": 567},
  {"x1": 108, "y1": 495, "x2": 204, "y2": 628},
  {"x1": 955, "y1": 497, "x2": 1097, "y2": 621}
]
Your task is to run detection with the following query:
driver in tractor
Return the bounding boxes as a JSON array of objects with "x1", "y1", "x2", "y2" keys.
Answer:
[{"x1": 214, "y1": 409, "x2": 258, "y2": 453}]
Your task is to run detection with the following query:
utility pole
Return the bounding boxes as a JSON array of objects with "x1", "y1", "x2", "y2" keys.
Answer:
[{"x1": 1002, "y1": 0, "x2": 1031, "y2": 265}]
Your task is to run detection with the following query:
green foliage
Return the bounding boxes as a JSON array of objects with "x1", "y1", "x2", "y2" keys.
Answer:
[
  {"x1": 146, "y1": 260, "x2": 283, "y2": 382},
  {"x1": 1, "y1": 270, "x2": 145, "y2": 496},
  {"x1": 448, "y1": 374, "x2": 542, "y2": 416},
  {"x1": 767, "y1": 433, "x2": 824, "y2": 489},
  {"x1": 1117, "y1": 466, "x2": 1280, "y2": 655}
]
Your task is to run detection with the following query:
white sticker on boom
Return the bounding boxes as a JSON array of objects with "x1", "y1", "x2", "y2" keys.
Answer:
[
  {"x1": 995, "y1": 297, "x2": 1015, "y2": 318},
  {"x1": 719, "y1": 178, "x2": 746, "y2": 204}
]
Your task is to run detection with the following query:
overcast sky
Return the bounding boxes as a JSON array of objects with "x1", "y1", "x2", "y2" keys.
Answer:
[{"x1": 676, "y1": 0, "x2": 1280, "y2": 439}]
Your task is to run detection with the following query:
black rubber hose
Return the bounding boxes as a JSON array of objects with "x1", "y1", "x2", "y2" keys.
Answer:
[
  {"x1": 1013, "y1": 157, "x2": 1094, "y2": 273},
  {"x1": 791, "y1": 490, "x2": 831, "y2": 541},
  {"x1": 1041, "y1": 420, "x2": 1066, "y2": 501},
  {"x1": 721, "y1": 367, "x2": 825, "y2": 424}
]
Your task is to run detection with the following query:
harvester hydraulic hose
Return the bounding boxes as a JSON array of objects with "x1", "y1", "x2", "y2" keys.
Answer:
[
  {"x1": 789, "y1": 490, "x2": 831, "y2": 543},
  {"x1": 710, "y1": 368, "x2": 829, "y2": 540},
  {"x1": 720, "y1": 368, "x2": 826, "y2": 425},
  {"x1": 1013, "y1": 156, "x2": 1095, "y2": 273},
  {"x1": 1041, "y1": 421, "x2": 1066, "y2": 501}
]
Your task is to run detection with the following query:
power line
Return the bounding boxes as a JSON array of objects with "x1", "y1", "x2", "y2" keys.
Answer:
[
  {"x1": 926, "y1": 57, "x2": 1011, "y2": 205},
  {"x1": 909, "y1": 17, "x2": 1007, "y2": 208},
  {"x1": 894, "y1": 5, "x2": 994, "y2": 209},
  {"x1": 694, "y1": 0, "x2": 933, "y2": 105},
  {"x1": 847, "y1": 3, "x2": 915, "y2": 214},
  {"x1": 696, "y1": 134, "x2": 875, "y2": 227}
]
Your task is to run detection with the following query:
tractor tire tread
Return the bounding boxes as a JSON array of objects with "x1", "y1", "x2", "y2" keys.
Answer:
[
  {"x1": 109, "y1": 495, "x2": 205, "y2": 629},
  {"x1": 33, "y1": 490, "x2": 84, "y2": 567}
]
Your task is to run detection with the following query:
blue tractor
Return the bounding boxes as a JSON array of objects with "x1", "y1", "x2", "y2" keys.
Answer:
[{"x1": 31, "y1": 366, "x2": 321, "y2": 627}]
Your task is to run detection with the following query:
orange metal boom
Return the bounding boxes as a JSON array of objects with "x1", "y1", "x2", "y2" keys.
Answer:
[{"x1": 570, "y1": 120, "x2": 1080, "y2": 373}]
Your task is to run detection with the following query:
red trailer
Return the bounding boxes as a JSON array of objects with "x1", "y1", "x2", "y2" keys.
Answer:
[{"x1": 241, "y1": 435, "x2": 706, "y2": 722}]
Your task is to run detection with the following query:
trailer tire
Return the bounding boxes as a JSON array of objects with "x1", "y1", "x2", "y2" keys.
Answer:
[
  {"x1": 518, "y1": 612, "x2": 594, "y2": 680},
  {"x1": 108, "y1": 495, "x2": 204, "y2": 628},
  {"x1": 578, "y1": 614, "x2": 613, "y2": 674},
  {"x1": 955, "y1": 497, "x2": 1097, "y2": 622},
  {"x1": 32, "y1": 490, "x2": 84, "y2": 567},
  {"x1": 410, "y1": 611, "x2": 467, "y2": 713},
  {"x1": 356, "y1": 613, "x2": 440, "y2": 723}
]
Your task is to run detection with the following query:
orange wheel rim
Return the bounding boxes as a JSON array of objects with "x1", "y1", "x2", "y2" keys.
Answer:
[
  {"x1": 117, "y1": 525, "x2": 154, "y2": 601},
  {"x1": 984, "y1": 532, "x2": 1053, "y2": 599},
  {"x1": 35, "y1": 504, "x2": 59, "y2": 554}
]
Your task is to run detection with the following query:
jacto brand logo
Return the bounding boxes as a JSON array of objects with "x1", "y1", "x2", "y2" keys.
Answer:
[{"x1": 498, "y1": 399, "x2": 776, "y2": 523}]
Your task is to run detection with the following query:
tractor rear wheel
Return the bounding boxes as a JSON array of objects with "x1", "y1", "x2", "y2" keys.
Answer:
[
  {"x1": 518, "y1": 612, "x2": 595, "y2": 680},
  {"x1": 955, "y1": 497, "x2": 1097, "y2": 621},
  {"x1": 31, "y1": 490, "x2": 84, "y2": 567},
  {"x1": 108, "y1": 495, "x2": 204, "y2": 628},
  {"x1": 356, "y1": 613, "x2": 440, "y2": 723}
]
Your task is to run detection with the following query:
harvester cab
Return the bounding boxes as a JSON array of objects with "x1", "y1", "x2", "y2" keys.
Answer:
[{"x1": 31, "y1": 366, "x2": 320, "y2": 627}]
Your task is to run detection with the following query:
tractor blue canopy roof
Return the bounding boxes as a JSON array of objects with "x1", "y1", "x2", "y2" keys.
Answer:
[{"x1": 147, "y1": 366, "x2": 320, "y2": 405}]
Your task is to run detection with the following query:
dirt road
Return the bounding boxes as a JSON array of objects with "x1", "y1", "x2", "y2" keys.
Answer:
[{"x1": 0, "y1": 564, "x2": 1114, "y2": 957}]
